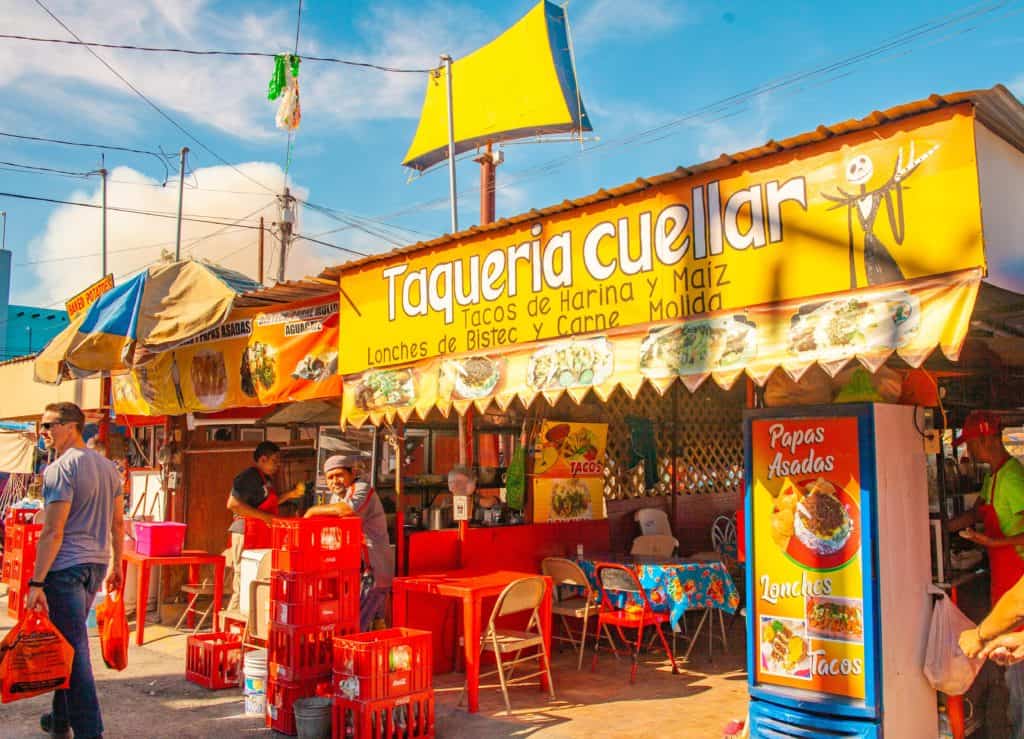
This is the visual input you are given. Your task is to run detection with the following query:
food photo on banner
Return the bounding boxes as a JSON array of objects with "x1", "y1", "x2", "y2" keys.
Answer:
[{"x1": 531, "y1": 421, "x2": 608, "y2": 522}]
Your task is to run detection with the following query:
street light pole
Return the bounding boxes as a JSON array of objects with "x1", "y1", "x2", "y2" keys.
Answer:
[
  {"x1": 175, "y1": 147, "x2": 189, "y2": 261},
  {"x1": 441, "y1": 54, "x2": 458, "y2": 234}
]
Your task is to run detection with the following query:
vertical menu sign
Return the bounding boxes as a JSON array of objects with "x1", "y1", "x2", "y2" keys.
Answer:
[{"x1": 750, "y1": 416, "x2": 866, "y2": 699}]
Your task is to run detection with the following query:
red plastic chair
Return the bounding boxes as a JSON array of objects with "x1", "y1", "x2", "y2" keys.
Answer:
[{"x1": 591, "y1": 563, "x2": 678, "y2": 683}]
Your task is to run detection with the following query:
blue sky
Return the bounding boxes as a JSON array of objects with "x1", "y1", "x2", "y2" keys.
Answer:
[{"x1": 0, "y1": 0, "x2": 1020, "y2": 307}]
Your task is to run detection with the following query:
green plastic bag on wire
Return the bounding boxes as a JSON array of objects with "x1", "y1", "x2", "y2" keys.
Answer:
[
  {"x1": 267, "y1": 54, "x2": 301, "y2": 100},
  {"x1": 505, "y1": 445, "x2": 526, "y2": 511}
]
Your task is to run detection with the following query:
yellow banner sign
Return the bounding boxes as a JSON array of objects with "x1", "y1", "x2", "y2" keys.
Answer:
[
  {"x1": 66, "y1": 274, "x2": 115, "y2": 320},
  {"x1": 340, "y1": 108, "x2": 984, "y2": 376},
  {"x1": 531, "y1": 421, "x2": 608, "y2": 523},
  {"x1": 340, "y1": 269, "x2": 980, "y2": 427}
]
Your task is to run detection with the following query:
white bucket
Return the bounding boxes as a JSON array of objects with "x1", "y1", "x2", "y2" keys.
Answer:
[{"x1": 242, "y1": 649, "x2": 268, "y2": 716}]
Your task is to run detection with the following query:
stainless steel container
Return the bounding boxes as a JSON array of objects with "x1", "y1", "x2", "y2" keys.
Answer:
[{"x1": 427, "y1": 507, "x2": 453, "y2": 530}]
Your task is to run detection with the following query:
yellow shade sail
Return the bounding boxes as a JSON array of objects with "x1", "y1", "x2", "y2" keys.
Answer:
[{"x1": 402, "y1": 0, "x2": 591, "y2": 172}]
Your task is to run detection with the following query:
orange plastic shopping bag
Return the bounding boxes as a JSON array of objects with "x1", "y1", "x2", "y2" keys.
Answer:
[
  {"x1": 0, "y1": 610, "x2": 74, "y2": 703},
  {"x1": 95, "y1": 589, "x2": 128, "y2": 671}
]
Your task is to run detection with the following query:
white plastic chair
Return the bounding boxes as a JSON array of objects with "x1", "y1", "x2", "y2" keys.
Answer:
[
  {"x1": 634, "y1": 508, "x2": 672, "y2": 537},
  {"x1": 711, "y1": 515, "x2": 738, "y2": 562}
]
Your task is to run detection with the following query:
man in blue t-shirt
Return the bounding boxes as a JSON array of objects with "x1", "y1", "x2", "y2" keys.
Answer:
[{"x1": 26, "y1": 402, "x2": 124, "y2": 739}]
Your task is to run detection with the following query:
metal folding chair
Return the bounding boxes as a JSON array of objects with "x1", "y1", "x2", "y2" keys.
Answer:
[{"x1": 459, "y1": 576, "x2": 555, "y2": 715}]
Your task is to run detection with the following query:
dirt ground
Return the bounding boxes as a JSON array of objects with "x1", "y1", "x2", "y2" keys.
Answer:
[{"x1": 0, "y1": 603, "x2": 749, "y2": 738}]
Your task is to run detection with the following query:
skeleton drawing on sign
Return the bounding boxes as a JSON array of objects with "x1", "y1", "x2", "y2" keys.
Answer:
[{"x1": 822, "y1": 143, "x2": 939, "y2": 289}]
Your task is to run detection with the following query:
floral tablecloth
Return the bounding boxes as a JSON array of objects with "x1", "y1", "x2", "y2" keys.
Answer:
[{"x1": 575, "y1": 557, "x2": 741, "y2": 630}]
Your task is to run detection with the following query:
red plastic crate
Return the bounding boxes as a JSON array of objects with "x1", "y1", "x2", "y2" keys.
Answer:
[
  {"x1": 133, "y1": 522, "x2": 186, "y2": 556},
  {"x1": 6, "y1": 582, "x2": 25, "y2": 619},
  {"x1": 2, "y1": 552, "x2": 33, "y2": 587},
  {"x1": 185, "y1": 633, "x2": 243, "y2": 690},
  {"x1": 268, "y1": 622, "x2": 337, "y2": 682},
  {"x1": 272, "y1": 517, "x2": 362, "y2": 572},
  {"x1": 5, "y1": 508, "x2": 39, "y2": 525},
  {"x1": 243, "y1": 518, "x2": 273, "y2": 549},
  {"x1": 266, "y1": 677, "x2": 330, "y2": 736},
  {"x1": 332, "y1": 689, "x2": 434, "y2": 739},
  {"x1": 271, "y1": 569, "x2": 361, "y2": 627},
  {"x1": 332, "y1": 628, "x2": 432, "y2": 702},
  {"x1": 4, "y1": 522, "x2": 42, "y2": 552}
]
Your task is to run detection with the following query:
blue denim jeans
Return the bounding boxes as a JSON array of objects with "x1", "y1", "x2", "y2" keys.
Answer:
[{"x1": 44, "y1": 563, "x2": 107, "y2": 738}]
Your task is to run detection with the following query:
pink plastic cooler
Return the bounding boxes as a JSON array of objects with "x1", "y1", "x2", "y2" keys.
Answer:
[{"x1": 133, "y1": 522, "x2": 187, "y2": 556}]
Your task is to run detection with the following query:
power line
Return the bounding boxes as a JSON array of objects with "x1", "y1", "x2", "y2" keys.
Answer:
[
  {"x1": 32, "y1": 0, "x2": 279, "y2": 196},
  {"x1": 292, "y1": 233, "x2": 368, "y2": 257},
  {"x1": 0, "y1": 130, "x2": 170, "y2": 180},
  {"x1": 0, "y1": 190, "x2": 269, "y2": 229},
  {"x1": 0, "y1": 33, "x2": 435, "y2": 73}
]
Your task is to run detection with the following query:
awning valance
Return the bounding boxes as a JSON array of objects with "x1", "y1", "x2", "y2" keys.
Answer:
[{"x1": 340, "y1": 269, "x2": 981, "y2": 427}]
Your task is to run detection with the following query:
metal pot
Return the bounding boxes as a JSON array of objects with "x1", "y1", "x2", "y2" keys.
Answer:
[{"x1": 427, "y1": 507, "x2": 453, "y2": 530}]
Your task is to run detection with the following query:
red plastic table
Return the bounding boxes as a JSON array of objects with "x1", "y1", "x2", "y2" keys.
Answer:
[
  {"x1": 391, "y1": 569, "x2": 553, "y2": 713},
  {"x1": 121, "y1": 548, "x2": 225, "y2": 646}
]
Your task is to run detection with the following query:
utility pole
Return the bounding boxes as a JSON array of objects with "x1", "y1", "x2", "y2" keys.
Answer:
[
  {"x1": 441, "y1": 54, "x2": 458, "y2": 233},
  {"x1": 276, "y1": 188, "x2": 295, "y2": 283},
  {"x1": 258, "y1": 216, "x2": 265, "y2": 285},
  {"x1": 99, "y1": 157, "x2": 108, "y2": 279},
  {"x1": 0, "y1": 210, "x2": 5, "y2": 251},
  {"x1": 174, "y1": 147, "x2": 189, "y2": 261}
]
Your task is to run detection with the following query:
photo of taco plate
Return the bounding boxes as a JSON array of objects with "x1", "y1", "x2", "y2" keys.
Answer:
[
  {"x1": 354, "y1": 368, "x2": 415, "y2": 411},
  {"x1": 527, "y1": 338, "x2": 613, "y2": 391},
  {"x1": 640, "y1": 316, "x2": 757, "y2": 377},
  {"x1": 794, "y1": 478, "x2": 853, "y2": 555},
  {"x1": 548, "y1": 479, "x2": 592, "y2": 521},
  {"x1": 442, "y1": 356, "x2": 503, "y2": 400}
]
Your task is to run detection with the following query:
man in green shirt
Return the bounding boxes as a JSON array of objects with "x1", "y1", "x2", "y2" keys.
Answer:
[{"x1": 954, "y1": 412, "x2": 1024, "y2": 738}]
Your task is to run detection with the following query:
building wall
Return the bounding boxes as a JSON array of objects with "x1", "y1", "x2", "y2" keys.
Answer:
[
  {"x1": 4, "y1": 305, "x2": 70, "y2": 360},
  {"x1": 977, "y1": 122, "x2": 1024, "y2": 294}
]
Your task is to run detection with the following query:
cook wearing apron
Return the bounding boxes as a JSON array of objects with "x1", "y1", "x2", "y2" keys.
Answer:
[
  {"x1": 956, "y1": 412, "x2": 1024, "y2": 738},
  {"x1": 226, "y1": 442, "x2": 286, "y2": 611}
]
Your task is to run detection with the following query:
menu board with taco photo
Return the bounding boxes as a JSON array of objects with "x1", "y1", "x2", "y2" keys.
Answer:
[
  {"x1": 750, "y1": 415, "x2": 866, "y2": 700},
  {"x1": 532, "y1": 421, "x2": 608, "y2": 522}
]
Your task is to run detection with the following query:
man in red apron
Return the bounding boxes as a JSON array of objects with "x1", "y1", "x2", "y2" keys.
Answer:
[
  {"x1": 953, "y1": 412, "x2": 1024, "y2": 737},
  {"x1": 225, "y1": 441, "x2": 303, "y2": 609}
]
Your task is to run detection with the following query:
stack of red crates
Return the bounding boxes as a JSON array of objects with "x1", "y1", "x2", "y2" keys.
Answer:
[
  {"x1": 3, "y1": 508, "x2": 42, "y2": 619},
  {"x1": 267, "y1": 516, "x2": 362, "y2": 736},
  {"x1": 331, "y1": 628, "x2": 434, "y2": 739}
]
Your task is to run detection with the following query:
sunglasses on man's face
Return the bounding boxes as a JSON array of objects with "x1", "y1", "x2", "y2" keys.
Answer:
[{"x1": 40, "y1": 421, "x2": 69, "y2": 430}]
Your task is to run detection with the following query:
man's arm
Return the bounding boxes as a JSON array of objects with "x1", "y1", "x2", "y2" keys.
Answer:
[
  {"x1": 25, "y1": 501, "x2": 72, "y2": 613},
  {"x1": 106, "y1": 493, "x2": 125, "y2": 592},
  {"x1": 304, "y1": 501, "x2": 355, "y2": 518},
  {"x1": 946, "y1": 506, "x2": 981, "y2": 532},
  {"x1": 961, "y1": 574, "x2": 1024, "y2": 657},
  {"x1": 227, "y1": 494, "x2": 275, "y2": 523}
]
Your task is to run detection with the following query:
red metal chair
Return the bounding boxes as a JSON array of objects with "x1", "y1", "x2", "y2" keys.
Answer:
[{"x1": 591, "y1": 563, "x2": 678, "y2": 683}]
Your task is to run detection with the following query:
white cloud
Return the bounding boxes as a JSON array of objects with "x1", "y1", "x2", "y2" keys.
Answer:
[
  {"x1": 572, "y1": 0, "x2": 692, "y2": 46},
  {"x1": 14, "y1": 162, "x2": 302, "y2": 303},
  {"x1": 1010, "y1": 74, "x2": 1024, "y2": 100}
]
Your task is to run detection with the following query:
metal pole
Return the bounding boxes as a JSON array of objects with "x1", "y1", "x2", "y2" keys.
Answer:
[
  {"x1": 441, "y1": 54, "x2": 458, "y2": 233},
  {"x1": 0, "y1": 211, "x2": 5, "y2": 250},
  {"x1": 175, "y1": 147, "x2": 189, "y2": 261},
  {"x1": 100, "y1": 164, "x2": 108, "y2": 278},
  {"x1": 258, "y1": 216, "x2": 265, "y2": 285}
]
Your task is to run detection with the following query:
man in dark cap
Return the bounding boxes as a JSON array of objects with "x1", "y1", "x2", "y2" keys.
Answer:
[{"x1": 305, "y1": 454, "x2": 393, "y2": 630}]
